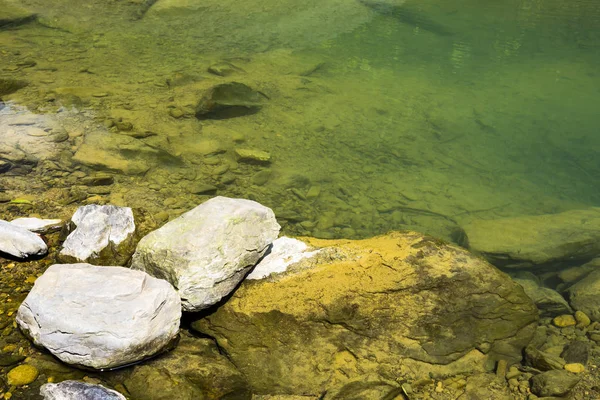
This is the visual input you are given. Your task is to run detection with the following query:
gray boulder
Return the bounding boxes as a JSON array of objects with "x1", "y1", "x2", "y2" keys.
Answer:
[
  {"x1": 131, "y1": 196, "x2": 280, "y2": 311},
  {"x1": 40, "y1": 380, "x2": 125, "y2": 400},
  {"x1": 59, "y1": 205, "x2": 137, "y2": 265},
  {"x1": 16, "y1": 263, "x2": 181, "y2": 370},
  {"x1": 464, "y1": 208, "x2": 600, "y2": 269},
  {"x1": 0, "y1": 219, "x2": 47, "y2": 258}
]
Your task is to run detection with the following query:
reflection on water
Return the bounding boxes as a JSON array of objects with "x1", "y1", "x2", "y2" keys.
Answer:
[{"x1": 0, "y1": 0, "x2": 599, "y2": 241}]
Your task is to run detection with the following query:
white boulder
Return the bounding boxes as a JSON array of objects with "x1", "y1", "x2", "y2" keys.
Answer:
[
  {"x1": 17, "y1": 263, "x2": 181, "y2": 370},
  {"x1": 247, "y1": 237, "x2": 320, "y2": 280},
  {"x1": 10, "y1": 217, "x2": 63, "y2": 233},
  {"x1": 40, "y1": 380, "x2": 126, "y2": 400},
  {"x1": 0, "y1": 219, "x2": 47, "y2": 258},
  {"x1": 59, "y1": 205, "x2": 136, "y2": 265},
  {"x1": 131, "y1": 196, "x2": 280, "y2": 311}
]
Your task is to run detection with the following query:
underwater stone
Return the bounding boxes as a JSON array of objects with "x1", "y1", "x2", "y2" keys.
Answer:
[
  {"x1": 16, "y1": 263, "x2": 181, "y2": 370},
  {"x1": 235, "y1": 148, "x2": 271, "y2": 164},
  {"x1": 131, "y1": 196, "x2": 280, "y2": 311},
  {"x1": 195, "y1": 82, "x2": 267, "y2": 120},
  {"x1": 41, "y1": 380, "x2": 126, "y2": 400},
  {"x1": 0, "y1": 219, "x2": 47, "y2": 259},
  {"x1": 10, "y1": 217, "x2": 63, "y2": 234}
]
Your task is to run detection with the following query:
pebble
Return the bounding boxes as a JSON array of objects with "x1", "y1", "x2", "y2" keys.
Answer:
[
  {"x1": 575, "y1": 311, "x2": 591, "y2": 328},
  {"x1": 7, "y1": 364, "x2": 39, "y2": 386},
  {"x1": 564, "y1": 363, "x2": 585, "y2": 373},
  {"x1": 553, "y1": 314, "x2": 576, "y2": 328}
]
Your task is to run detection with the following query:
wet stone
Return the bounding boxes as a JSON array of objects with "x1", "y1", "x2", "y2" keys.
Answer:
[
  {"x1": 207, "y1": 61, "x2": 245, "y2": 77},
  {"x1": 196, "y1": 82, "x2": 267, "y2": 120},
  {"x1": 188, "y1": 183, "x2": 218, "y2": 195},
  {"x1": 235, "y1": 148, "x2": 271, "y2": 164},
  {"x1": 0, "y1": 353, "x2": 26, "y2": 367},
  {"x1": 40, "y1": 380, "x2": 126, "y2": 400},
  {"x1": 82, "y1": 174, "x2": 115, "y2": 186}
]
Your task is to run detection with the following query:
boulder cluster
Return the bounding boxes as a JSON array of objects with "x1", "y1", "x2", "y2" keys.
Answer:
[{"x1": 2, "y1": 198, "x2": 600, "y2": 399}]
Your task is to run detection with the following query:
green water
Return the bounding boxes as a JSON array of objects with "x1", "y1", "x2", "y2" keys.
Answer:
[{"x1": 1, "y1": 0, "x2": 600, "y2": 241}]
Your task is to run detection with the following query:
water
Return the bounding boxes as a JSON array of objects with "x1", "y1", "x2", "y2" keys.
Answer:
[
  {"x1": 1, "y1": 0, "x2": 599, "y2": 242},
  {"x1": 1, "y1": 0, "x2": 600, "y2": 397}
]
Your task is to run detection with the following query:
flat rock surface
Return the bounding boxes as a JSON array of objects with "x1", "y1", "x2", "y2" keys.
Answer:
[
  {"x1": 464, "y1": 208, "x2": 600, "y2": 268},
  {"x1": 40, "y1": 380, "x2": 126, "y2": 400},
  {"x1": 193, "y1": 232, "x2": 539, "y2": 395},
  {"x1": 131, "y1": 196, "x2": 280, "y2": 311},
  {"x1": 60, "y1": 205, "x2": 136, "y2": 265},
  {"x1": 0, "y1": 219, "x2": 47, "y2": 258},
  {"x1": 247, "y1": 236, "x2": 320, "y2": 280},
  {"x1": 16, "y1": 263, "x2": 181, "y2": 370}
]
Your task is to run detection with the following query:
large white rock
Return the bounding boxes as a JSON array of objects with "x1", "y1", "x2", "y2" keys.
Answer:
[
  {"x1": 59, "y1": 205, "x2": 136, "y2": 265},
  {"x1": 131, "y1": 196, "x2": 280, "y2": 311},
  {"x1": 16, "y1": 263, "x2": 181, "y2": 370},
  {"x1": 0, "y1": 219, "x2": 47, "y2": 258},
  {"x1": 40, "y1": 380, "x2": 126, "y2": 400}
]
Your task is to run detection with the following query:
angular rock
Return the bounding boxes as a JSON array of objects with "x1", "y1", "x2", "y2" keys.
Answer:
[
  {"x1": 59, "y1": 205, "x2": 137, "y2": 266},
  {"x1": 0, "y1": 219, "x2": 47, "y2": 258},
  {"x1": 530, "y1": 369, "x2": 580, "y2": 397},
  {"x1": 568, "y1": 269, "x2": 600, "y2": 321},
  {"x1": 512, "y1": 275, "x2": 572, "y2": 317},
  {"x1": 10, "y1": 217, "x2": 63, "y2": 234},
  {"x1": 247, "y1": 237, "x2": 320, "y2": 280},
  {"x1": 524, "y1": 345, "x2": 566, "y2": 371},
  {"x1": 16, "y1": 263, "x2": 181, "y2": 370},
  {"x1": 131, "y1": 196, "x2": 280, "y2": 311},
  {"x1": 464, "y1": 208, "x2": 600, "y2": 268},
  {"x1": 192, "y1": 232, "x2": 539, "y2": 395},
  {"x1": 40, "y1": 380, "x2": 126, "y2": 400},
  {"x1": 195, "y1": 82, "x2": 266, "y2": 120},
  {"x1": 123, "y1": 332, "x2": 251, "y2": 400}
]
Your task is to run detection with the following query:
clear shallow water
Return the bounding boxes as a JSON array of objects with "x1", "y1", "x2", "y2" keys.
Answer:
[{"x1": 1, "y1": 0, "x2": 600, "y2": 240}]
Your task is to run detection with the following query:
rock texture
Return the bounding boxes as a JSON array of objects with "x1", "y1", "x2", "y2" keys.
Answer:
[
  {"x1": 0, "y1": 219, "x2": 47, "y2": 258},
  {"x1": 195, "y1": 82, "x2": 267, "y2": 120},
  {"x1": 131, "y1": 196, "x2": 280, "y2": 311},
  {"x1": 16, "y1": 263, "x2": 181, "y2": 370},
  {"x1": 0, "y1": 1, "x2": 36, "y2": 28},
  {"x1": 59, "y1": 205, "x2": 137, "y2": 265},
  {"x1": 193, "y1": 232, "x2": 538, "y2": 395},
  {"x1": 40, "y1": 380, "x2": 126, "y2": 400},
  {"x1": 123, "y1": 332, "x2": 251, "y2": 400},
  {"x1": 464, "y1": 208, "x2": 600, "y2": 268}
]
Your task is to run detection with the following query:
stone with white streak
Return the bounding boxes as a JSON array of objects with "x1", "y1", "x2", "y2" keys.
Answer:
[
  {"x1": 0, "y1": 219, "x2": 47, "y2": 258},
  {"x1": 59, "y1": 205, "x2": 136, "y2": 265},
  {"x1": 17, "y1": 263, "x2": 181, "y2": 370},
  {"x1": 11, "y1": 217, "x2": 63, "y2": 233},
  {"x1": 40, "y1": 380, "x2": 126, "y2": 400},
  {"x1": 247, "y1": 237, "x2": 320, "y2": 280},
  {"x1": 131, "y1": 196, "x2": 280, "y2": 311}
]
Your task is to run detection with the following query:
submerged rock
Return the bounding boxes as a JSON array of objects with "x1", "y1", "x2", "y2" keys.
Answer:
[
  {"x1": 529, "y1": 369, "x2": 580, "y2": 397},
  {"x1": 131, "y1": 196, "x2": 280, "y2": 311},
  {"x1": 568, "y1": 269, "x2": 600, "y2": 321},
  {"x1": 464, "y1": 208, "x2": 600, "y2": 269},
  {"x1": 40, "y1": 380, "x2": 126, "y2": 400},
  {"x1": 192, "y1": 232, "x2": 538, "y2": 395},
  {"x1": 16, "y1": 263, "x2": 181, "y2": 370},
  {"x1": 0, "y1": 219, "x2": 47, "y2": 259},
  {"x1": 59, "y1": 205, "x2": 137, "y2": 265},
  {"x1": 195, "y1": 82, "x2": 267, "y2": 120},
  {"x1": 0, "y1": 1, "x2": 36, "y2": 28}
]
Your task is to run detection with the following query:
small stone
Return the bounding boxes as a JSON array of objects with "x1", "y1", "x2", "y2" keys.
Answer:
[
  {"x1": 553, "y1": 314, "x2": 576, "y2": 327},
  {"x1": 207, "y1": 62, "x2": 245, "y2": 77},
  {"x1": 506, "y1": 366, "x2": 521, "y2": 380},
  {"x1": 7, "y1": 364, "x2": 39, "y2": 386},
  {"x1": 496, "y1": 359, "x2": 508, "y2": 379},
  {"x1": 235, "y1": 149, "x2": 271, "y2": 164},
  {"x1": 575, "y1": 310, "x2": 591, "y2": 328},
  {"x1": 82, "y1": 174, "x2": 114, "y2": 186},
  {"x1": 564, "y1": 363, "x2": 585, "y2": 373},
  {"x1": 92, "y1": 92, "x2": 109, "y2": 98},
  {"x1": 188, "y1": 183, "x2": 217, "y2": 195}
]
